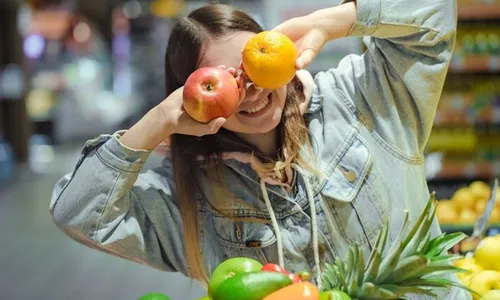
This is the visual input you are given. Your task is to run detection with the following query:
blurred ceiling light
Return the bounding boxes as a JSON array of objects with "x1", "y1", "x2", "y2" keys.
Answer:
[
  {"x1": 24, "y1": 34, "x2": 45, "y2": 59},
  {"x1": 78, "y1": 59, "x2": 99, "y2": 81},
  {"x1": 123, "y1": 1, "x2": 142, "y2": 19},
  {"x1": 73, "y1": 22, "x2": 91, "y2": 43}
]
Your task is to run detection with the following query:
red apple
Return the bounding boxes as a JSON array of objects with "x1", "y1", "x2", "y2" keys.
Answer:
[{"x1": 182, "y1": 67, "x2": 240, "y2": 123}]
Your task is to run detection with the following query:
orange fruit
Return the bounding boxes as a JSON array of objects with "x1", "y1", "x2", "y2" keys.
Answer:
[{"x1": 242, "y1": 31, "x2": 298, "y2": 89}]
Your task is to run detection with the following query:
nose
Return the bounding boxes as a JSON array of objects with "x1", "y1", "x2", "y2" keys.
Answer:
[{"x1": 243, "y1": 82, "x2": 264, "y2": 103}]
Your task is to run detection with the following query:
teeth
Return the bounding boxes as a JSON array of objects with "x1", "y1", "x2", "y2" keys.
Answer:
[{"x1": 244, "y1": 98, "x2": 269, "y2": 114}]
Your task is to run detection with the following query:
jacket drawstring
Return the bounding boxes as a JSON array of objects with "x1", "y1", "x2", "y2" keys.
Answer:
[{"x1": 259, "y1": 164, "x2": 322, "y2": 288}]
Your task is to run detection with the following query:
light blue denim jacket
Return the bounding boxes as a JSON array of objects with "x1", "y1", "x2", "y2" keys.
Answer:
[{"x1": 50, "y1": 0, "x2": 470, "y2": 298}]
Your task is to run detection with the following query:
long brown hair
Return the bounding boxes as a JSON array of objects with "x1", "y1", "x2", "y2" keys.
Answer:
[{"x1": 165, "y1": 4, "x2": 314, "y2": 284}]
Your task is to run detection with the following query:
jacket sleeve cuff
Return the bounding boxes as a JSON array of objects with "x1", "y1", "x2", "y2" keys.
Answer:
[
  {"x1": 96, "y1": 131, "x2": 151, "y2": 173},
  {"x1": 343, "y1": 0, "x2": 381, "y2": 37}
]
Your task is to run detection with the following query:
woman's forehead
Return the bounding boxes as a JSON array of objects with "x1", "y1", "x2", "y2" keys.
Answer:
[{"x1": 199, "y1": 31, "x2": 255, "y2": 69}]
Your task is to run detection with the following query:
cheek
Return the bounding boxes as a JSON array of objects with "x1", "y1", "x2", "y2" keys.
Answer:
[{"x1": 276, "y1": 86, "x2": 287, "y2": 107}]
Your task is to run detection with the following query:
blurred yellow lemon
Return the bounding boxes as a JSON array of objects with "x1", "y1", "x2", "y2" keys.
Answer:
[
  {"x1": 436, "y1": 200, "x2": 458, "y2": 224},
  {"x1": 483, "y1": 290, "x2": 500, "y2": 300},
  {"x1": 475, "y1": 237, "x2": 500, "y2": 271},
  {"x1": 453, "y1": 187, "x2": 476, "y2": 210},
  {"x1": 468, "y1": 270, "x2": 500, "y2": 300},
  {"x1": 459, "y1": 208, "x2": 477, "y2": 224},
  {"x1": 470, "y1": 181, "x2": 491, "y2": 201}
]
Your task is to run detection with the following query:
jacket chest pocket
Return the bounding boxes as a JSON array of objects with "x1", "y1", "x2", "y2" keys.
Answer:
[
  {"x1": 319, "y1": 135, "x2": 391, "y2": 247},
  {"x1": 211, "y1": 215, "x2": 279, "y2": 264}
]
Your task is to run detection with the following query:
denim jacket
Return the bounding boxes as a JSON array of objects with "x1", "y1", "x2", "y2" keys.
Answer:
[{"x1": 50, "y1": 0, "x2": 470, "y2": 298}]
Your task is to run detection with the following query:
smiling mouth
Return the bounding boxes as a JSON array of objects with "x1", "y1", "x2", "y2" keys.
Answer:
[{"x1": 240, "y1": 94, "x2": 272, "y2": 115}]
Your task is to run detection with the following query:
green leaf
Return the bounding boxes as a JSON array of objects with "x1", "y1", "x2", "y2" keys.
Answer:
[
  {"x1": 400, "y1": 202, "x2": 437, "y2": 259},
  {"x1": 424, "y1": 232, "x2": 467, "y2": 257},
  {"x1": 345, "y1": 248, "x2": 355, "y2": 291},
  {"x1": 376, "y1": 242, "x2": 404, "y2": 283},
  {"x1": 358, "y1": 285, "x2": 397, "y2": 300},
  {"x1": 430, "y1": 254, "x2": 461, "y2": 262},
  {"x1": 320, "y1": 264, "x2": 340, "y2": 291},
  {"x1": 379, "y1": 284, "x2": 437, "y2": 298},
  {"x1": 364, "y1": 251, "x2": 381, "y2": 283},
  {"x1": 386, "y1": 255, "x2": 429, "y2": 283},
  {"x1": 355, "y1": 244, "x2": 365, "y2": 291},
  {"x1": 402, "y1": 194, "x2": 435, "y2": 249}
]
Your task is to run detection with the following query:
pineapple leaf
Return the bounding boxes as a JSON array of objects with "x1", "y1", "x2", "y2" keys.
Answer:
[
  {"x1": 414, "y1": 265, "x2": 467, "y2": 280},
  {"x1": 400, "y1": 202, "x2": 437, "y2": 259},
  {"x1": 379, "y1": 284, "x2": 437, "y2": 298},
  {"x1": 406, "y1": 277, "x2": 480, "y2": 298},
  {"x1": 430, "y1": 254, "x2": 461, "y2": 262},
  {"x1": 421, "y1": 233, "x2": 445, "y2": 254},
  {"x1": 364, "y1": 250, "x2": 381, "y2": 284},
  {"x1": 358, "y1": 282, "x2": 398, "y2": 300},
  {"x1": 401, "y1": 194, "x2": 435, "y2": 249},
  {"x1": 348, "y1": 246, "x2": 360, "y2": 297},
  {"x1": 364, "y1": 220, "x2": 390, "y2": 283},
  {"x1": 385, "y1": 255, "x2": 429, "y2": 283},
  {"x1": 345, "y1": 248, "x2": 355, "y2": 291},
  {"x1": 375, "y1": 211, "x2": 413, "y2": 283},
  {"x1": 424, "y1": 232, "x2": 467, "y2": 257},
  {"x1": 320, "y1": 263, "x2": 341, "y2": 291},
  {"x1": 355, "y1": 243, "x2": 365, "y2": 290},
  {"x1": 375, "y1": 241, "x2": 404, "y2": 283}
]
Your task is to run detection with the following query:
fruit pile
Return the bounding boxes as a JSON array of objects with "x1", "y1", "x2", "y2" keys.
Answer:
[
  {"x1": 454, "y1": 234, "x2": 500, "y2": 300},
  {"x1": 139, "y1": 194, "x2": 476, "y2": 300},
  {"x1": 198, "y1": 258, "x2": 350, "y2": 300},
  {"x1": 436, "y1": 180, "x2": 500, "y2": 225}
]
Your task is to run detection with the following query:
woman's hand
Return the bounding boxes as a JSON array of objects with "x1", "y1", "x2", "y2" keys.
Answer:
[
  {"x1": 120, "y1": 66, "x2": 244, "y2": 151},
  {"x1": 272, "y1": 1, "x2": 357, "y2": 69}
]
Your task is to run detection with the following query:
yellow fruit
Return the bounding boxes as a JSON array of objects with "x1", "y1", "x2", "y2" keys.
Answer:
[
  {"x1": 455, "y1": 257, "x2": 478, "y2": 268},
  {"x1": 468, "y1": 270, "x2": 500, "y2": 300},
  {"x1": 242, "y1": 31, "x2": 298, "y2": 89},
  {"x1": 475, "y1": 237, "x2": 500, "y2": 271},
  {"x1": 490, "y1": 207, "x2": 500, "y2": 224},
  {"x1": 459, "y1": 208, "x2": 477, "y2": 224},
  {"x1": 436, "y1": 200, "x2": 458, "y2": 224},
  {"x1": 455, "y1": 258, "x2": 484, "y2": 284},
  {"x1": 453, "y1": 187, "x2": 476, "y2": 210},
  {"x1": 476, "y1": 199, "x2": 487, "y2": 213},
  {"x1": 470, "y1": 181, "x2": 491, "y2": 200},
  {"x1": 483, "y1": 290, "x2": 500, "y2": 300}
]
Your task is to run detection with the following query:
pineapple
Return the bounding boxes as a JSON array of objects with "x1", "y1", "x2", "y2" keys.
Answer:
[{"x1": 321, "y1": 192, "x2": 475, "y2": 299}]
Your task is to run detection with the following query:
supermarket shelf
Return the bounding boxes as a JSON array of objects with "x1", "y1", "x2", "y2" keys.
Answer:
[
  {"x1": 458, "y1": 3, "x2": 500, "y2": 20},
  {"x1": 441, "y1": 224, "x2": 500, "y2": 236},
  {"x1": 450, "y1": 55, "x2": 500, "y2": 72},
  {"x1": 427, "y1": 161, "x2": 500, "y2": 180}
]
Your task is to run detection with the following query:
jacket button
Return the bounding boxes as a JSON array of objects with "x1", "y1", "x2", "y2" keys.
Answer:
[{"x1": 343, "y1": 170, "x2": 357, "y2": 182}]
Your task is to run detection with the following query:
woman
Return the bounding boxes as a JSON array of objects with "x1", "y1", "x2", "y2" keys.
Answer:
[{"x1": 50, "y1": 0, "x2": 466, "y2": 297}]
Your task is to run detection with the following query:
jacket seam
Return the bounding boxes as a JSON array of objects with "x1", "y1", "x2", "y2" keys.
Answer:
[
  {"x1": 92, "y1": 170, "x2": 122, "y2": 244},
  {"x1": 377, "y1": 22, "x2": 448, "y2": 39},
  {"x1": 96, "y1": 149, "x2": 142, "y2": 174},
  {"x1": 332, "y1": 87, "x2": 425, "y2": 165}
]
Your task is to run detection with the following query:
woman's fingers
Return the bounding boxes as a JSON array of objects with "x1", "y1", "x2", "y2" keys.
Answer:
[
  {"x1": 180, "y1": 112, "x2": 226, "y2": 137},
  {"x1": 295, "y1": 29, "x2": 328, "y2": 69},
  {"x1": 272, "y1": 17, "x2": 309, "y2": 42},
  {"x1": 217, "y1": 65, "x2": 237, "y2": 77}
]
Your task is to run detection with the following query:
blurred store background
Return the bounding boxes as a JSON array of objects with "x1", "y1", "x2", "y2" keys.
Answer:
[{"x1": 0, "y1": 0, "x2": 500, "y2": 299}]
